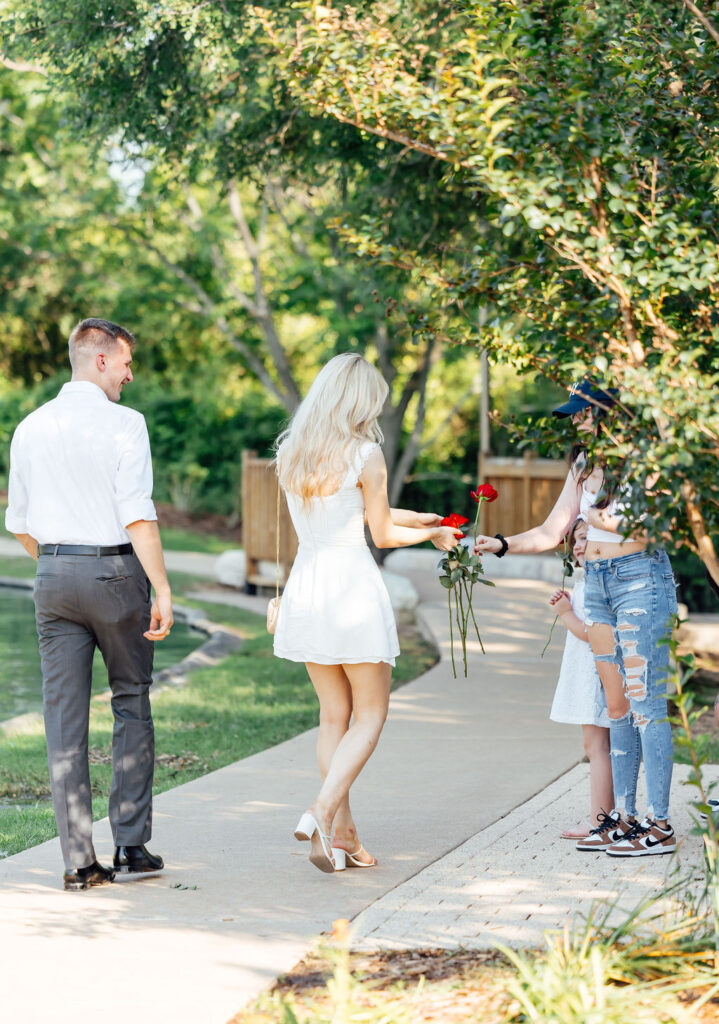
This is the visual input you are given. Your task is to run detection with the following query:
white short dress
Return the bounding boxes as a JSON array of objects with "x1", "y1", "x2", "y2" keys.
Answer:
[
  {"x1": 273, "y1": 441, "x2": 400, "y2": 667},
  {"x1": 550, "y1": 579, "x2": 610, "y2": 727}
]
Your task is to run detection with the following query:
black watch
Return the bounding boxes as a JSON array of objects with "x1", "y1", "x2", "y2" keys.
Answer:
[{"x1": 494, "y1": 533, "x2": 509, "y2": 558}]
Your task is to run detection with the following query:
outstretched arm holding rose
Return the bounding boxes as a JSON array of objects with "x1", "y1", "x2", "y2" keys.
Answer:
[{"x1": 474, "y1": 466, "x2": 582, "y2": 557}]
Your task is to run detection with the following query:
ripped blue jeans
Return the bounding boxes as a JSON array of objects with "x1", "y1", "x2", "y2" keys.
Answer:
[{"x1": 584, "y1": 549, "x2": 677, "y2": 821}]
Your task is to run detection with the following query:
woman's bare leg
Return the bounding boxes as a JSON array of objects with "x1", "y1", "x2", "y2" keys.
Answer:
[
  {"x1": 305, "y1": 663, "x2": 359, "y2": 853},
  {"x1": 306, "y1": 662, "x2": 352, "y2": 779},
  {"x1": 308, "y1": 661, "x2": 391, "y2": 856},
  {"x1": 582, "y1": 724, "x2": 613, "y2": 826}
]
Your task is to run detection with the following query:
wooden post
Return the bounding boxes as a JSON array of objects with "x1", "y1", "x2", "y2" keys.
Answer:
[
  {"x1": 241, "y1": 449, "x2": 298, "y2": 591},
  {"x1": 522, "y1": 451, "x2": 532, "y2": 534},
  {"x1": 241, "y1": 449, "x2": 259, "y2": 587}
]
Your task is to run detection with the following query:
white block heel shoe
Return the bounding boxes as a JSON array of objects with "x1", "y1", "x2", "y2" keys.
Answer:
[
  {"x1": 293, "y1": 811, "x2": 336, "y2": 873},
  {"x1": 332, "y1": 845, "x2": 377, "y2": 868}
]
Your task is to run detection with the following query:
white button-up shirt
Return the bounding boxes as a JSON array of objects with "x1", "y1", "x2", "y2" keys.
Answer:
[{"x1": 5, "y1": 381, "x2": 157, "y2": 545}]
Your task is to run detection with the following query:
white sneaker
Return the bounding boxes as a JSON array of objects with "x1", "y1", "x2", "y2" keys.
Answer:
[
  {"x1": 699, "y1": 798, "x2": 719, "y2": 821},
  {"x1": 606, "y1": 818, "x2": 676, "y2": 857}
]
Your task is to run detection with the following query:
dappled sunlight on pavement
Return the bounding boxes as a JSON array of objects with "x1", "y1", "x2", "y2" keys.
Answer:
[
  {"x1": 0, "y1": 573, "x2": 587, "y2": 1021},
  {"x1": 352, "y1": 763, "x2": 717, "y2": 951}
]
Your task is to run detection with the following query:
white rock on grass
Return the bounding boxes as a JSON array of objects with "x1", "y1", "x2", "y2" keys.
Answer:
[
  {"x1": 215, "y1": 549, "x2": 287, "y2": 588},
  {"x1": 381, "y1": 568, "x2": 419, "y2": 619},
  {"x1": 215, "y1": 549, "x2": 246, "y2": 587}
]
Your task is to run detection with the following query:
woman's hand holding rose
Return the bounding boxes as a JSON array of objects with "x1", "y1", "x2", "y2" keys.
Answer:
[{"x1": 473, "y1": 534, "x2": 502, "y2": 556}]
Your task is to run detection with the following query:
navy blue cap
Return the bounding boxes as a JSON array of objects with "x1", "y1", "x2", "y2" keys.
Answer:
[{"x1": 552, "y1": 379, "x2": 618, "y2": 418}]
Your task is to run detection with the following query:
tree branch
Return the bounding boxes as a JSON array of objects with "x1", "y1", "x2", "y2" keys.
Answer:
[
  {"x1": 129, "y1": 226, "x2": 291, "y2": 407},
  {"x1": 389, "y1": 335, "x2": 440, "y2": 506},
  {"x1": 0, "y1": 54, "x2": 48, "y2": 75},
  {"x1": 682, "y1": 482, "x2": 719, "y2": 586},
  {"x1": 683, "y1": 0, "x2": 719, "y2": 45},
  {"x1": 227, "y1": 180, "x2": 301, "y2": 408}
]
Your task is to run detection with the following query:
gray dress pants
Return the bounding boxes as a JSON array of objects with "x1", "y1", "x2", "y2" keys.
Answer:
[{"x1": 33, "y1": 551, "x2": 155, "y2": 869}]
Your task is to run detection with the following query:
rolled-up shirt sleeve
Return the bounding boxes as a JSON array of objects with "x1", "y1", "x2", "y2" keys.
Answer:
[
  {"x1": 115, "y1": 415, "x2": 157, "y2": 526},
  {"x1": 5, "y1": 430, "x2": 29, "y2": 534}
]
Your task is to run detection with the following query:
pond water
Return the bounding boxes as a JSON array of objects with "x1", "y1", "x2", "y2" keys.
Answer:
[{"x1": 0, "y1": 586, "x2": 205, "y2": 722}]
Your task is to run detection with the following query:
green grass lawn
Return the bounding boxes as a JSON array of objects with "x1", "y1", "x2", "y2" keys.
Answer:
[
  {"x1": 0, "y1": 553, "x2": 35, "y2": 579},
  {"x1": 0, "y1": 566, "x2": 437, "y2": 858},
  {"x1": 3, "y1": 522, "x2": 234, "y2": 556},
  {"x1": 158, "y1": 525, "x2": 237, "y2": 553}
]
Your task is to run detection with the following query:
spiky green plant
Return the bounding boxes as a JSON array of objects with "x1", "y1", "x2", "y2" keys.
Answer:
[{"x1": 664, "y1": 619, "x2": 719, "y2": 968}]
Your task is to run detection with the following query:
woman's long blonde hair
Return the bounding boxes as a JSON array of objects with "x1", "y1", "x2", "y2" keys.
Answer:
[{"x1": 275, "y1": 353, "x2": 388, "y2": 501}]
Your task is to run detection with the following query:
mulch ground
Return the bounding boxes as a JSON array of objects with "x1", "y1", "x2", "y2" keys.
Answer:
[
  {"x1": 231, "y1": 948, "x2": 513, "y2": 1024},
  {"x1": 231, "y1": 946, "x2": 719, "y2": 1024}
]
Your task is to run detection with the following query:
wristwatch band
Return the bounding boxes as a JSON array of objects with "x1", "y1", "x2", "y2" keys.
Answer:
[{"x1": 494, "y1": 533, "x2": 509, "y2": 558}]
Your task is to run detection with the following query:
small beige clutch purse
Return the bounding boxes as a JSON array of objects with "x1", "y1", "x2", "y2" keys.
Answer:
[{"x1": 267, "y1": 595, "x2": 280, "y2": 634}]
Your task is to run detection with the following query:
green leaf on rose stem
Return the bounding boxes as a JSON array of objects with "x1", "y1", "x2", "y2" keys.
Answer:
[
  {"x1": 477, "y1": 579, "x2": 496, "y2": 587},
  {"x1": 439, "y1": 577, "x2": 453, "y2": 589},
  {"x1": 450, "y1": 568, "x2": 463, "y2": 584}
]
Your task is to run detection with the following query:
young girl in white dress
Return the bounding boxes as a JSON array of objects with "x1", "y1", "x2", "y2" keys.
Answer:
[
  {"x1": 548, "y1": 516, "x2": 613, "y2": 839},
  {"x1": 273, "y1": 353, "x2": 458, "y2": 874}
]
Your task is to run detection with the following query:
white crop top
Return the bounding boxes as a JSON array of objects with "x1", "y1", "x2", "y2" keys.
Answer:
[{"x1": 574, "y1": 456, "x2": 633, "y2": 545}]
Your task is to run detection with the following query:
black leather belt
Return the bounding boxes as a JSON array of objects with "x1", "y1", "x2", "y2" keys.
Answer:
[{"x1": 38, "y1": 543, "x2": 134, "y2": 557}]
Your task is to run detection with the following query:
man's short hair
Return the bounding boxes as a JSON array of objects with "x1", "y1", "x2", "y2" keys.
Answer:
[{"x1": 68, "y1": 318, "x2": 136, "y2": 368}]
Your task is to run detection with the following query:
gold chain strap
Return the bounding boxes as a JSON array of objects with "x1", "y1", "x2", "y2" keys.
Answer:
[{"x1": 275, "y1": 479, "x2": 281, "y2": 600}]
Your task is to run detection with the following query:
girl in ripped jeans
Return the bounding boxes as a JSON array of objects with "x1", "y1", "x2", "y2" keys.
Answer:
[{"x1": 475, "y1": 379, "x2": 679, "y2": 857}]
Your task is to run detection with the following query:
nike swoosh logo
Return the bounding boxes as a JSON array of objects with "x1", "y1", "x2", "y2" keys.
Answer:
[{"x1": 644, "y1": 834, "x2": 671, "y2": 847}]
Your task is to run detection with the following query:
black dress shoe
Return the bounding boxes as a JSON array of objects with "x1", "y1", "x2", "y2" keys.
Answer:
[
  {"x1": 113, "y1": 844, "x2": 164, "y2": 873},
  {"x1": 63, "y1": 861, "x2": 116, "y2": 892}
]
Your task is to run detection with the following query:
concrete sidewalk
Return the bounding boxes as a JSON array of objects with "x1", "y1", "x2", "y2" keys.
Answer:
[
  {"x1": 0, "y1": 562, "x2": 583, "y2": 1023},
  {"x1": 1, "y1": 548, "x2": 712, "y2": 1024},
  {"x1": 352, "y1": 761, "x2": 717, "y2": 950}
]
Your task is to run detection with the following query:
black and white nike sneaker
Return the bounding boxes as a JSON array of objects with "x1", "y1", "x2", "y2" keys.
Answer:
[
  {"x1": 575, "y1": 810, "x2": 636, "y2": 851},
  {"x1": 606, "y1": 817, "x2": 676, "y2": 857}
]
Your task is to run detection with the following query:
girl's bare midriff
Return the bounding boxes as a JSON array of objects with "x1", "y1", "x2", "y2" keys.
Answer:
[{"x1": 586, "y1": 538, "x2": 647, "y2": 561}]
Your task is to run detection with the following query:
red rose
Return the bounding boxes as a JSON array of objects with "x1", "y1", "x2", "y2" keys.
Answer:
[
  {"x1": 441, "y1": 514, "x2": 469, "y2": 528},
  {"x1": 441, "y1": 512, "x2": 468, "y2": 538},
  {"x1": 470, "y1": 483, "x2": 498, "y2": 503}
]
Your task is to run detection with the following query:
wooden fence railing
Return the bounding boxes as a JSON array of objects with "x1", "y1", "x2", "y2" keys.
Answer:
[
  {"x1": 242, "y1": 450, "x2": 298, "y2": 590},
  {"x1": 477, "y1": 453, "x2": 567, "y2": 539}
]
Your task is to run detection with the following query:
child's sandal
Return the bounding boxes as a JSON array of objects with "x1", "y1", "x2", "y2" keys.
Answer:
[{"x1": 560, "y1": 822, "x2": 592, "y2": 840}]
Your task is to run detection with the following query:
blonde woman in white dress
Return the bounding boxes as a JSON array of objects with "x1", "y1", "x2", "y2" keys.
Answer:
[{"x1": 273, "y1": 353, "x2": 459, "y2": 874}]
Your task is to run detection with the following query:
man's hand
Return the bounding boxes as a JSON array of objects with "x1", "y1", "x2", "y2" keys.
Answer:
[
  {"x1": 125, "y1": 519, "x2": 173, "y2": 640},
  {"x1": 145, "y1": 589, "x2": 173, "y2": 641},
  {"x1": 12, "y1": 533, "x2": 38, "y2": 560}
]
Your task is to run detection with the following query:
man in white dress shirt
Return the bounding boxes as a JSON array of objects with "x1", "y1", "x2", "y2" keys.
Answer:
[{"x1": 5, "y1": 318, "x2": 173, "y2": 891}]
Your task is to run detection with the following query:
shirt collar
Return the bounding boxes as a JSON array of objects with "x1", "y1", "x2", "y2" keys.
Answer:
[{"x1": 59, "y1": 381, "x2": 110, "y2": 401}]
